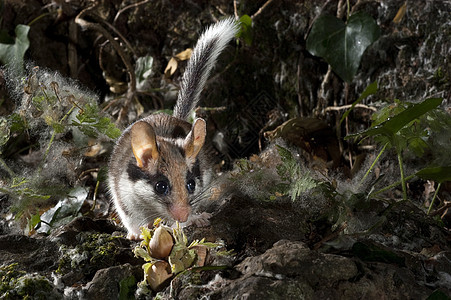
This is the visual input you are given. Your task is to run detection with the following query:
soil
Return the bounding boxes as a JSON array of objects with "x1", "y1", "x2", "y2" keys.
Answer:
[{"x1": 0, "y1": 0, "x2": 450, "y2": 299}]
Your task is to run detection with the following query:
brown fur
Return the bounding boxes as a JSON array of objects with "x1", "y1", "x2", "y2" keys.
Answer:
[{"x1": 108, "y1": 113, "x2": 214, "y2": 236}]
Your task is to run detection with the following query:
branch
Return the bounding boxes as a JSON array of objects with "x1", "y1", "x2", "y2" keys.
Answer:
[
  {"x1": 75, "y1": 4, "x2": 137, "y2": 122},
  {"x1": 324, "y1": 103, "x2": 377, "y2": 112}
]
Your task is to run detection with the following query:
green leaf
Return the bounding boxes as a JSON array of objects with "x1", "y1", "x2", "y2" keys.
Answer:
[
  {"x1": 9, "y1": 113, "x2": 27, "y2": 132},
  {"x1": 238, "y1": 15, "x2": 253, "y2": 45},
  {"x1": 371, "y1": 100, "x2": 405, "y2": 127},
  {"x1": 0, "y1": 117, "x2": 10, "y2": 149},
  {"x1": 406, "y1": 133, "x2": 428, "y2": 157},
  {"x1": 0, "y1": 24, "x2": 30, "y2": 74},
  {"x1": 133, "y1": 247, "x2": 153, "y2": 262},
  {"x1": 275, "y1": 145, "x2": 318, "y2": 200},
  {"x1": 416, "y1": 166, "x2": 451, "y2": 183},
  {"x1": 340, "y1": 80, "x2": 378, "y2": 124},
  {"x1": 135, "y1": 55, "x2": 154, "y2": 89},
  {"x1": 426, "y1": 289, "x2": 451, "y2": 300},
  {"x1": 347, "y1": 98, "x2": 443, "y2": 140},
  {"x1": 0, "y1": 29, "x2": 15, "y2": 44},
  {"x1": 73, "y1": 103, "x2": 121, "y2": 139},
  {"x1": 306, "y1": 12, "x2": 380, "y2": 82},
  {"x1": 28, "y1": 213, "x2": 41, "y2": 229},
  {"x1": 119, "y1": 275, "x2": 136, "y2": 300},
  {"x1": 97, "y1": 166, "x2": 109, "y2": 183},
  {"x1": 96, "y1": 117, "x2": 121, "y2": 139},
  {"x1": 37, "y1": 186, "x2": 87, "y2": 234},
  {"x1": 352, "y1": 241, "x2": 405, "y2": 266}
]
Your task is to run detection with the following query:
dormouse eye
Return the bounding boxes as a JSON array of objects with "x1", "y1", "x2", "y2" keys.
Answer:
[
  {"x1": 186, "y1": 179, "x2": 196, "y2": 194},
  {"x1": 155, "y1": 181, "x2": 169, "y2": 195}
]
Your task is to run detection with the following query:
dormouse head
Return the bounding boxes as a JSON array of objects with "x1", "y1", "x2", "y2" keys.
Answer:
[{"x1": 129, "y1": 118, "x2": 207, "y2": 224}]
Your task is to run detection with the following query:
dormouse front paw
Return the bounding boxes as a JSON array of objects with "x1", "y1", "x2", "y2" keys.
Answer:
[
  {"x1": 183, "y1": 212, "x2": 212, "y2": 228},
  {"x1": 127, "y1": 231, "x2": 143, "y2": 240}
]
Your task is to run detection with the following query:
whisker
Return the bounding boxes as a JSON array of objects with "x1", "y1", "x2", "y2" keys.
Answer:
[{"x1": 139, "y1": 213, "x2": 163, "y2": 229}]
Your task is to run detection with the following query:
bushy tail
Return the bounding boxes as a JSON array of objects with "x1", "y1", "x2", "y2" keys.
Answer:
[{"x1": 173, "y1": 17, "x2": 239, "y2": 120}]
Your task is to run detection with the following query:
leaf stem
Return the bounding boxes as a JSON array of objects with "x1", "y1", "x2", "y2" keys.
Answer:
[
  {"x1": 0, "y1": 157, "x2": 15, "y2": 178},
  {"x1": 427, "y1": 182, "x2": 441, "y2": 215},
  {"x1": 360, "y1": 142, "x2": 388, "y2": 184},
  {"x1": 39, "y1": 130, "x2": 56, "y2": 173},
  {"x1": 346, "y1": 0, "x2": 350, "y2": 19},
  {"x1": 60, "y1": 104, "x2": 76, "y2": 124},
  {"x1": 397, "y1": 152, "x2": 407, "y2": 201},
  {"x1": 27, "y1": 12, "x2": 53, "y2": 27},
  {"x1": 371, "y1": 174, "x2": 415, "y2": 197},
  {"x1": 90, "y1": 180, "x2": 100, "y2": 212}
]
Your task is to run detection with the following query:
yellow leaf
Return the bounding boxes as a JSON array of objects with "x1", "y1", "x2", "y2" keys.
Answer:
[
  {"x1": 175, "y1": 48, "x2": 192, "y2": 61},
  {"x1": 393, "y1": 2, "x2": 407, "y2": 24},
  {"x1": 164, "y1": 57, "x2": 178, "y2": 77}
]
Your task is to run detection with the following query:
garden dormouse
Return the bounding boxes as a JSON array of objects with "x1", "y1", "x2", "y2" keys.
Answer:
[{"x1": 108, "y1": 18, "x2": 239, "y2": 238}]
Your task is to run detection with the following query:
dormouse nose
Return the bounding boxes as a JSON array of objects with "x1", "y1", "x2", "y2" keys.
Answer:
[{"x1": 169, "y1": 203, "x2": 191, "y2": 223}]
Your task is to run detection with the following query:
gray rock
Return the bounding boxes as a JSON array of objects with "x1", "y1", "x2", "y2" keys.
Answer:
[
  {"x1": 80, "y1": 264, "x2": 142, "y2": 300},
  {"x1": 202, "y1": 240, "x2": 438, "y2": 299},
  {"x1": 0, "y1": 234, "x2": 59, "y2": 274}
]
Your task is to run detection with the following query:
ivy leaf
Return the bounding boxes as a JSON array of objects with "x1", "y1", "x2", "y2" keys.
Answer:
[
  {"x1": 306, "y1": 12, "x2": 380, "y2": 82},
  {"x1": 0, "y1": 24, "x2": 30, "y2": 74},
  {"x1": 416, "y1": 166, "x2": 451, "y2": 183}
]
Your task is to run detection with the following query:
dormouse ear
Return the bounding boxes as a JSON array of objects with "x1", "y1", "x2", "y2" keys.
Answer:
[
  {"x1": 184, "y1": 118, "x2": 206, "y2": 161},
  {"x1": 131, "y1": 121, "x2": 159, "y2": 168}
]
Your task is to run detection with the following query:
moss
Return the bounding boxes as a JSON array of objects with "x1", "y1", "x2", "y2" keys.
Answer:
[
  {"x1": 432, "y1": 66, "x2": 450, "y2": 88},
  {"x1": 0, "y1": 263, "x2": 55, "y2": 299},
  {"x1": 57, "y1": 232, "x2": 121, "y2": 277},
  {"x1": 0, "y1": 263, "x2": 25, "y2": 295},
  {"x1": 89, "y1": 234, "x2": 119, "y2": 266},
  {"x1": 15, "y1": 275, "x2": 53, "y2": 299}
]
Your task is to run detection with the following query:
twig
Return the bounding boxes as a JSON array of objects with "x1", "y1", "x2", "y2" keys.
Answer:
[
  {"x1": 344, "y1": 83, "x2": 353, "y2": 169},
  {"x1": 251, "y1": 0, "x2": 274, "y2": 20},
  {"x1": 429, "y1": 201, "x2": 451, "y2": 217},
  {"x1": 297, "y1": 52, "x2": 304, "y2": 117},
  {"x1": 78, "y1": 168, "x2": 100, "y2": 180},
  {"x1": 113, "y1": 0, "x2": 151, "y2": 24},
  {"x1": 100, "y1": 18, "x2": 137, "y2": 58},
  {"x1": 196, "y1": 106, "x2": 227, "y2": 113},
  {"x1": 427, "y1": 182, "x2": 441, "y2": 215},
  {"x1": 315, "y1": 66, "x2": 333, "y2": 114},
  {"x1": 68, "y1": 21, "x2": 78, "y2": 78},
  {"x1": 350, "y1": 0, "x2": 364, "y2": 14},
  {"x1": 75, "y1": 3, "x2": 137, "y2": 123},
  {"x1": 324, "y1": 103, "x2": 377, "y2": 112},
  {"x1": 337, "y1": 0, "x2": 347, "y2": 19},
  {"x1": 233, "y1": 0, "x2": 239, "y2": 19}
]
